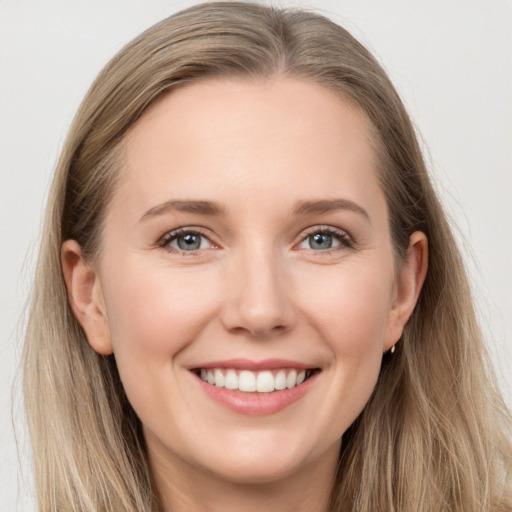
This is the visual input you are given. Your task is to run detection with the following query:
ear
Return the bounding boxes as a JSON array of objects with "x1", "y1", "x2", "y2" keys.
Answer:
[
  {"x1": 384, "y1": 231, "x2": 428, "y2": 351},
  {"x1": 61, "y1": 240, "x2": 113, "y2": 355}
]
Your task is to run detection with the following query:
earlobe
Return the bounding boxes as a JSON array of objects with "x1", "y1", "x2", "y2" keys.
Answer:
[
  {"x1": 385, "y1": 231, "x2": 428, "y2": 351},
  {"x1": 61, "y1": 240, "x2": 113, "y2": 355}
]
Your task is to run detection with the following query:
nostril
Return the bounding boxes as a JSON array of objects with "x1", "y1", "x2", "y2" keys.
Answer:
[{"x1": 244, "y1": 323, "x2": 290, "y2": 338}]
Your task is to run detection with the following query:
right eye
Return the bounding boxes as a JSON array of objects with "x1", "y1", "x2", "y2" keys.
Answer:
[{"x1": 159, "y1": 228, "x2": 216, "y2": 253}]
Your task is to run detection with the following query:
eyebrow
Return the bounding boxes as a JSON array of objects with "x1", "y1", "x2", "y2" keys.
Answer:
[
  {"x1": 139, "y1": 200, "x2": 226, "y2": 221},
  {"x1": 292, "y1": 199, "x2": 370, "y2": 221},
  {"x1": 139, "y1": 197, "x2": 370, "y2": 222}
]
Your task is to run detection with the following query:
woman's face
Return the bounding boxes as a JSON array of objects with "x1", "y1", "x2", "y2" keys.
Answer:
[{"x1": 67, "y1": 77, "x2": 425, "y2": 487}]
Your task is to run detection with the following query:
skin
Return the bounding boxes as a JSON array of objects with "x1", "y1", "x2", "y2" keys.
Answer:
[{"x1": 62, "y1": 77, "x2": 428, "y2": 512}]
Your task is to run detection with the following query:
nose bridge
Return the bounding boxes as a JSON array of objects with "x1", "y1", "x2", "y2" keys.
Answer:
[{"x1": 221, "y1": 239, "x2": 295, "y2": 337}]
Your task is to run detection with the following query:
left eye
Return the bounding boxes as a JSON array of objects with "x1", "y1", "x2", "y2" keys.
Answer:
[
  {"x1": 161, "y1": 230, "x2": 214, "y2": 252},
  {"x1": 297, "y1": 229, "x2": 351, "y2": 251}
]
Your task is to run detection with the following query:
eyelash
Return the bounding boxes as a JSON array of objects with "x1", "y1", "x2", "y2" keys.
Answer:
[
  {"x1": 299, "y1": 226, "x2": 354, "y2": 254},
  {"x1": 158, "y1": 227, "x2": 215, "y2": 255},
  {"x1": 157, "y1": 226, "x2": 354, "y2": 255}
]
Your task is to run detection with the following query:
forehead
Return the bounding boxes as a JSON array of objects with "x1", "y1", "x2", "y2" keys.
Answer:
[{"x1": 111, "y1": 77, "x2": 383, "y2": 222}]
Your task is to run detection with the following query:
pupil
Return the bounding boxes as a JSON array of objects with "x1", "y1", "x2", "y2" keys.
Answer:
[
  {"x1": 310, "y1": 233, "x2": 332, "y2": 250},
  {"x1": 178, "y1": 233, "x2": 201, "y2": 250}
]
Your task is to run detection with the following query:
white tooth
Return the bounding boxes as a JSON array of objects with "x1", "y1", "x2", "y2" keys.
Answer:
[
  {"x1": 224, "y1": 369, "x2": 238, "y2": 390},
  {"x1": 286, "y1": 369, "x2": 297, "y2": 389},
  {"x1": 256, "y1": 371, "x2": 275, "y2": 392},
  {"x1": 200, "y1": 369, "x2": 207, "y2": 382},
  {"x1": 297, "y1": 370, "x2": 306, "y2": 385},
  {"x1": 207, "y1": 370, "x2": 215, "y2": 385},
  {"x1": 214, "y1": 369, "x2": 225, "y2": 388},
  {"x1": 274, "y1": 370, "x2": 287, "y2": 390},
  {"x1": 239, "y1": 370, "x2": 256, "y2": 392}
]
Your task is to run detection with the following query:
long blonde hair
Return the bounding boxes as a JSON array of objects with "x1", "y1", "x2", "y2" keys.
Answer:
[{"x1": 23, "y1": 2, "x2": 512, "y2": 510}]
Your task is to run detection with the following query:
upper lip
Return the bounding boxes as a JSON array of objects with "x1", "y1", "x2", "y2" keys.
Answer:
[{"x1": 190, "y1": 358, "x2": 317, "y2": 371}]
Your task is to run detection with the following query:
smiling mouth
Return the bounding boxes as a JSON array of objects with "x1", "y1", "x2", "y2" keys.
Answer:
[{"x1": 194, "y1": 368, "x2": 318, "y2": 393}]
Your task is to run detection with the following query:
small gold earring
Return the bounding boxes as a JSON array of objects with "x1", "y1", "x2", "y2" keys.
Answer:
[{"x1": 390, "y1": 345, "x2": 396, "y2": 354}]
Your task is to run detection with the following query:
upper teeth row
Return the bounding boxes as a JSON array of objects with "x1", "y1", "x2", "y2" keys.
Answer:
[{"x1": 199, "y1": 368, "x2": 310, "y2": 393}]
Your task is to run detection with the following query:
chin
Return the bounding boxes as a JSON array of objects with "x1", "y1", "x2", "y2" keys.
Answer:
[
  {"x1": 206, "y1": 457, "x2": 303, "y2": 486},
  {"x1": 196, "y1": 434, "x2": 319, "y2": 485}
]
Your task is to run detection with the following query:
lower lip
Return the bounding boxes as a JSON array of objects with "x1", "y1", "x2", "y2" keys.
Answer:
[{"x1": 194, "y1": 372, "x2": 318, "y2": 416}]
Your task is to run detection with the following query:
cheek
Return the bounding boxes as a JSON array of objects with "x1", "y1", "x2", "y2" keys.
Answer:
[
  {"x1": 104, "y1": 260, "x2": 217, "y2": 352},
  {"x1": 100, "y1": 258, "x2": 223, "y2": 407},
  {"x1": 283, "y1": 260, "x2": 395, "y2": 449},
  {"x1": 100, "y1": 259, "x2": 224, "y2": 431},
  {"x1": 300, "y1": 261, "x2": 393, "y2": 418},
  {"x1": 297, "y1": 260, "x2": 394, "y2": 355}
]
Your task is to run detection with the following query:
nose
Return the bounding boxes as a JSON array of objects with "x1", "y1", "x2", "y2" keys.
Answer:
[{"x1": 220, "y1": 246, "x2": 297, "y2": 338}]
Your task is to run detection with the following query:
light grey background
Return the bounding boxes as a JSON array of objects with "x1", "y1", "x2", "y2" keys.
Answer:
[{"x1": 1, "y1": 0, "x2": 511, "y2": 509}]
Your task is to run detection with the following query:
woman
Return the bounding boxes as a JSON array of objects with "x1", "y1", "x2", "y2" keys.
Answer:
[{"x1": 23, "y1": 2, "x2": 512, "y2": 511}]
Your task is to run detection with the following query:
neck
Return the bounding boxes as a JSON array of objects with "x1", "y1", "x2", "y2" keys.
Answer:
[{"x1": 149, "y1": 440, "x2": 340, "y2": 512}]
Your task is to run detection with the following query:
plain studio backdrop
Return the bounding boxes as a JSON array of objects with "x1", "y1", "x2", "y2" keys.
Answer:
[{"x1": 1, "y1": 0, "x2": 511, "y2": 509}]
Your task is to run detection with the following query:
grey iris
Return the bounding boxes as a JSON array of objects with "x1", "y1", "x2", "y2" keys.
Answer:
[
  {"x1": 310, "y1": 233, "x2": 333, "y2": 250},
  {"x1": 178, "y1": 233, "x2": 201, "y2": 250}
]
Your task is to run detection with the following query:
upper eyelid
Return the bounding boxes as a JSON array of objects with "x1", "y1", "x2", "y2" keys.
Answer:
[
  {"x1": 158, "y1": 227, "x2": 217, "y2": 248},
  {"x1": 300, "y1": 225, "x2": 350, "y2": 236},
  {"x1": 298, "y1": 225, "x2": 353, "y2": 242}
]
